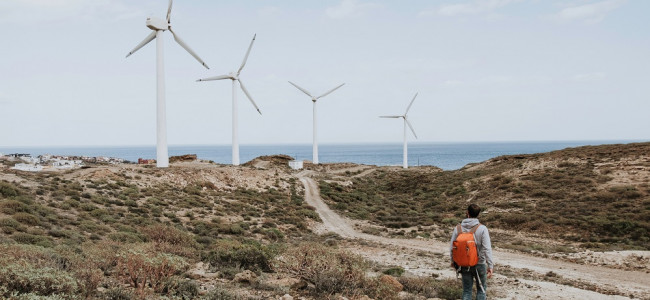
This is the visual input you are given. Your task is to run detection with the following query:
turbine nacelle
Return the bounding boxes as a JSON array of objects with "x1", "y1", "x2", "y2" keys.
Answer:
[
  {"x1": 146, "y1": 17, "x2": 169, "y2": 31},
  {"x1": 229, "y1": 72, "x2": 239, "y2": 80}
]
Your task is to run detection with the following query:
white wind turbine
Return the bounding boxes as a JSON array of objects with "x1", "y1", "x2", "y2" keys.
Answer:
[
  {"x1": 126, "y1": 0, "x2": 209, "y2": 168},
  {"x1": 197, "y1": 34, "x2": 262, "y2": 166},
  {"x1": 288, "y1": 81, "x2": 345, "y2": 165},
  {"x1": 380, "y1": 93, "x2": 419, "y2": 169}
]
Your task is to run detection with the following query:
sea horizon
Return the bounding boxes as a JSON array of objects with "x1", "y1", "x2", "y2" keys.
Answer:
[{"x1": 1, "y1": 139, "x2": 647, "y2": 170}]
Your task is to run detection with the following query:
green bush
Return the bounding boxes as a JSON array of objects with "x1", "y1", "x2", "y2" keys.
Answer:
[
  {"x1": 201, "y1": 285, "x2": 242, "y2": 300},
  {"x1": 161, "y1": 277, "x2": 199, "y2": 300},
  {"x1": 0, "y1": 260, "x2": 78, "y2": 297},
  {"x1": 13, "y1": 233, "x2": 54, "y2": 248},
  {"x1": 382, "y1": 266, "x2": 405, "y2": 277},
  {"x1": 101, "y1": 286, "x2": 133, "y2": 300},
  {"x1": 205, "y1": 239, "x2": 281, "y2": 272},
  {"x1": 108, "y1": 232, "x2": 145, "y2": 243},
  {"x1": 0, "y1": 181, "x2": 21, "y2": 198}
]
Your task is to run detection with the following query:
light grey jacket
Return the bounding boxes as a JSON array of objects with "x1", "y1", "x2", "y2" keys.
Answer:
[{"x1": 449, "y1": 218, "x2": 494, "y2": 270}]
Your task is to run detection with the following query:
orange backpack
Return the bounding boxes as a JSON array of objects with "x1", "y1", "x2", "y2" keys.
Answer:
[{"x1": 452, "y1": 223, "x2": 481, "y2": 267}]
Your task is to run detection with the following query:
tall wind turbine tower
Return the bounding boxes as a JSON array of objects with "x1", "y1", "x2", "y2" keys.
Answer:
[
  {"x1": 380, "y1": 93, "x2": 419, "y2": 169},
  {"x1": 197, "y1": 34, "x2": 262, "y2": 166},
  {"x1": 288, "y1": 81, "x2": 345, "y2": 165},
  {"x1": 125, "y1": 0, "x2": 209, "y2": 168}
]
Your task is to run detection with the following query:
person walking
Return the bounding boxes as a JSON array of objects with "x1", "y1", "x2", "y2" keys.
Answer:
[{"x1": 450, "y1": 204, "x2": 494, "y2": 300}]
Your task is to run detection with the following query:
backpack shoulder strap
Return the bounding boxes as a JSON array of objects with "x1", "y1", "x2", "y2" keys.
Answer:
[
  {"x1": 469, "y1": 223, "x2": 482, "y2": 234},
  {"x1": 456, "y1": 224, "x2": 463, "y2": 234}
]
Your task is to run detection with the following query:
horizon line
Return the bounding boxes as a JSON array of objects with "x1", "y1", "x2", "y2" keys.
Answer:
[{"x1": 1, "y1": 139, "x2": 648, "y2": 149}]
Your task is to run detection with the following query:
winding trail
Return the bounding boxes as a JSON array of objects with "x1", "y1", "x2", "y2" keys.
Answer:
[{"x1": 299, "y1": 175, "x2": 650, "y2": 299}]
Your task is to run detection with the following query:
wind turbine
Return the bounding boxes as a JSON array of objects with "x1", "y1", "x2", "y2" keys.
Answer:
[
  {"x1": 380, "y1": 93, "x2": 419, "y2": 169},
  {"x1": 288, "y1": 81, "x2": 345, "y2": 165},
  {"x1": 197, "y1": 34, "x2": 262, "y2": 166},
  {"x1": 125, "y1": 0, "x2": 209, "y2": 168}
]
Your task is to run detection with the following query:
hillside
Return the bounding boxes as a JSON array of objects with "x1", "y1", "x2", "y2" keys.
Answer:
[
  {"x1": 1, "y1": 143, "x2": 649, "y2": 299},
  {"x1": 319, "y1": 142, "x2": 650, "y2": 251}
]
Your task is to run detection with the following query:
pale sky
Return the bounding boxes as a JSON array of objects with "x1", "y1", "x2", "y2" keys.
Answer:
[{"x1": 1, "y1": 0, "x2": 648, "y2": 147}]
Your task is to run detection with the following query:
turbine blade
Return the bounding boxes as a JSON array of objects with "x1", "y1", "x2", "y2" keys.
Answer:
[
  {"x1": 196, "y1": 75, "x2": 231, "y2": 82},
  {"x1": 317, "y1": 83, "x2": 345, "y2": 99},
  {"x1": 238, "y1": 34, "x2": 256, "y2": 74},
  {"x1": 166, "y1": 0, "x2": 173, "y2": 23},
  {"x1": 379, "y1": 116, "x2": 401, "y2": 118},
  {"x1": 169, "y1": 28, "x2": 210, "y2": 69},
  {"x1": 238, "y1": 79, "x2": 262, "y2": 115},
  {"x1": 405, "y1": 118, "x2": 418, "y2": 139},
  {"x1": 405, "y1": 92, "x2": 418, "y2": 115},
  {"x1": 288, "y1": 81, "x2": 313, "y2": 98},
  {"x1": 125, "y1": 31, "x2": 157, "y2": 58}
]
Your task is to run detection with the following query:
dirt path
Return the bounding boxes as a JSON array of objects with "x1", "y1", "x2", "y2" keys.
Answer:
[{"x1": 299, "y1": 176, "x2": 650, "y2": 299}]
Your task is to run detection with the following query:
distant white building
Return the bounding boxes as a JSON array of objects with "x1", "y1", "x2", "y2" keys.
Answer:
[
  {"x1": 12, "y1": 163, "x2": 43, "y2": 172},
  {"x1": 20, "y1": 156, "x2": 39, "y2": 164},
  {"x1": 52, "y1": 159, "x2": 83, "y2": 169},
  {"x1": 289, "y1": 160, "x2": 303, "y2": 170}
]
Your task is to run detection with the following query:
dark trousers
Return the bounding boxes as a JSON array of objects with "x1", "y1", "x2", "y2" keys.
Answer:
[{"x1": 461, "y1": 263, "x2": 487, "y2": 300}]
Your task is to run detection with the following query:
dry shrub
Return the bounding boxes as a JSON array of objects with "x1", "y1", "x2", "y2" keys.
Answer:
[
  {"x1": 274, "y1": 242, "x2": 368, "y2": 295},
  {"x1": 139, "y1": 224, "x2": 198, "y2": 259},
  {"x1": 0, "y1": 244, "x2": 78, "y2": 298},
  {"x1": 83, "y1": 240, "x2": 123, "y2": 273},
  {"x1": 115, "y1": 243, "x2": 189, "y2": 297}
]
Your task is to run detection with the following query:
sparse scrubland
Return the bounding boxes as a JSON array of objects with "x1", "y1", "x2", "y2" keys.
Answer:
[
  {"x1": 319, "y1": 142, "x2": 650, "y2": 252},
  {"x1": 0, "y1": 155, "x2": 460, "y2": 299},
  {"x1": 1, "y1": 144, "x2": 649, "y2": 299}
]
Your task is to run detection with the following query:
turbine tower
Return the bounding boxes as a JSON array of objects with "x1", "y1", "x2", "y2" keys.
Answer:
[
  {"x1": 197, "y1": 34, "x2": 262, "y2": 166},
  {"x1": 288, "y1": 81, "x2": 345, "y2": 165},
  {"x1": 380, "y1": 93, "x2": 419, "y2": 169},
  {"x1": 125, "y1": 0, "x2": 209, "y2": 168}
]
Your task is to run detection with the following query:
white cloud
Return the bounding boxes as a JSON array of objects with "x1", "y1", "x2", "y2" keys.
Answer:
[
  {"x1": 424, "y1": 0, "x2": 522, "y2": 17},
  {"x1": 572, "y1": 72, "x2": 606, "y2": 82},
  {"x1": 554, "y1": 0, "x2": 626, "y2": 24},
  {"x1": 325, "y1": 0, "x2": 382, "y2": 19},
  {"x1": 0, "y1": 0, "x2": 142, "y2": 24}
]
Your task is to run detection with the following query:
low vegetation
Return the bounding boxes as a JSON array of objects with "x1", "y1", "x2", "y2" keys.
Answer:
[{"x1": 320, "y1": 142, "x2": 650, "y2": 250}]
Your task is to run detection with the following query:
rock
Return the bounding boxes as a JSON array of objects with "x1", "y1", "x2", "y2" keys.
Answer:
[
  {"x1": 280, "y1": 294, "x2": 293, "y2": 300},
  {"x1": 169, "y1": 154, "x2": 197, "y2": 163},
  {"x1": 233, "y1": 270, "x2": 258, "y2": 283},
  {"x1": 379, "y1": 275, "x2": 403, "y2": 293}
]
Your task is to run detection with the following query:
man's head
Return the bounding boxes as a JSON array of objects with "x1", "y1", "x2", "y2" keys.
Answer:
[{"x1": 467, "y1": 204, "x2": 481, "y2": 218}]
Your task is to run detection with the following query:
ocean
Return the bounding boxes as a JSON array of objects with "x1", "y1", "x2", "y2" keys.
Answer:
[{"x1": 1, "y1": 140, "x2": 644, "y2": 170}]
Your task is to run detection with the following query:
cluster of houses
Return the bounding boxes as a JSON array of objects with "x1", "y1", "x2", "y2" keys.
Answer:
[{"x1": 0, "y1": 153, "x2": 126, "y2": 172}]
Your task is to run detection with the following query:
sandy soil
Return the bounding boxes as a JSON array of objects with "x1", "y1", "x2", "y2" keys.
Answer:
[{"x1": 298, "y1": 174, "x2": 650, "y2": 300}]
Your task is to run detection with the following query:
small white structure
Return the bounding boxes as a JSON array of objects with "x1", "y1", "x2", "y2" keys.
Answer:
[
  {"x1": 20, "y1": 156, "x2": 40, "y2": 164},
  {"x1": 52, "y1": 159, "x2": 83, "y2": 169},
  {"x1": 12, "y1": 163, "x2": 43, "y2": 172},
  {"x1": 289, "y1": 160, "x2": 303, "y2": 170}
]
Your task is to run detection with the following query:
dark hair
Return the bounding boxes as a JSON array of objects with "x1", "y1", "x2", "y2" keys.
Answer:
[{"x1": 467, "y1": 204, "x2": 481, "y2": 218}]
